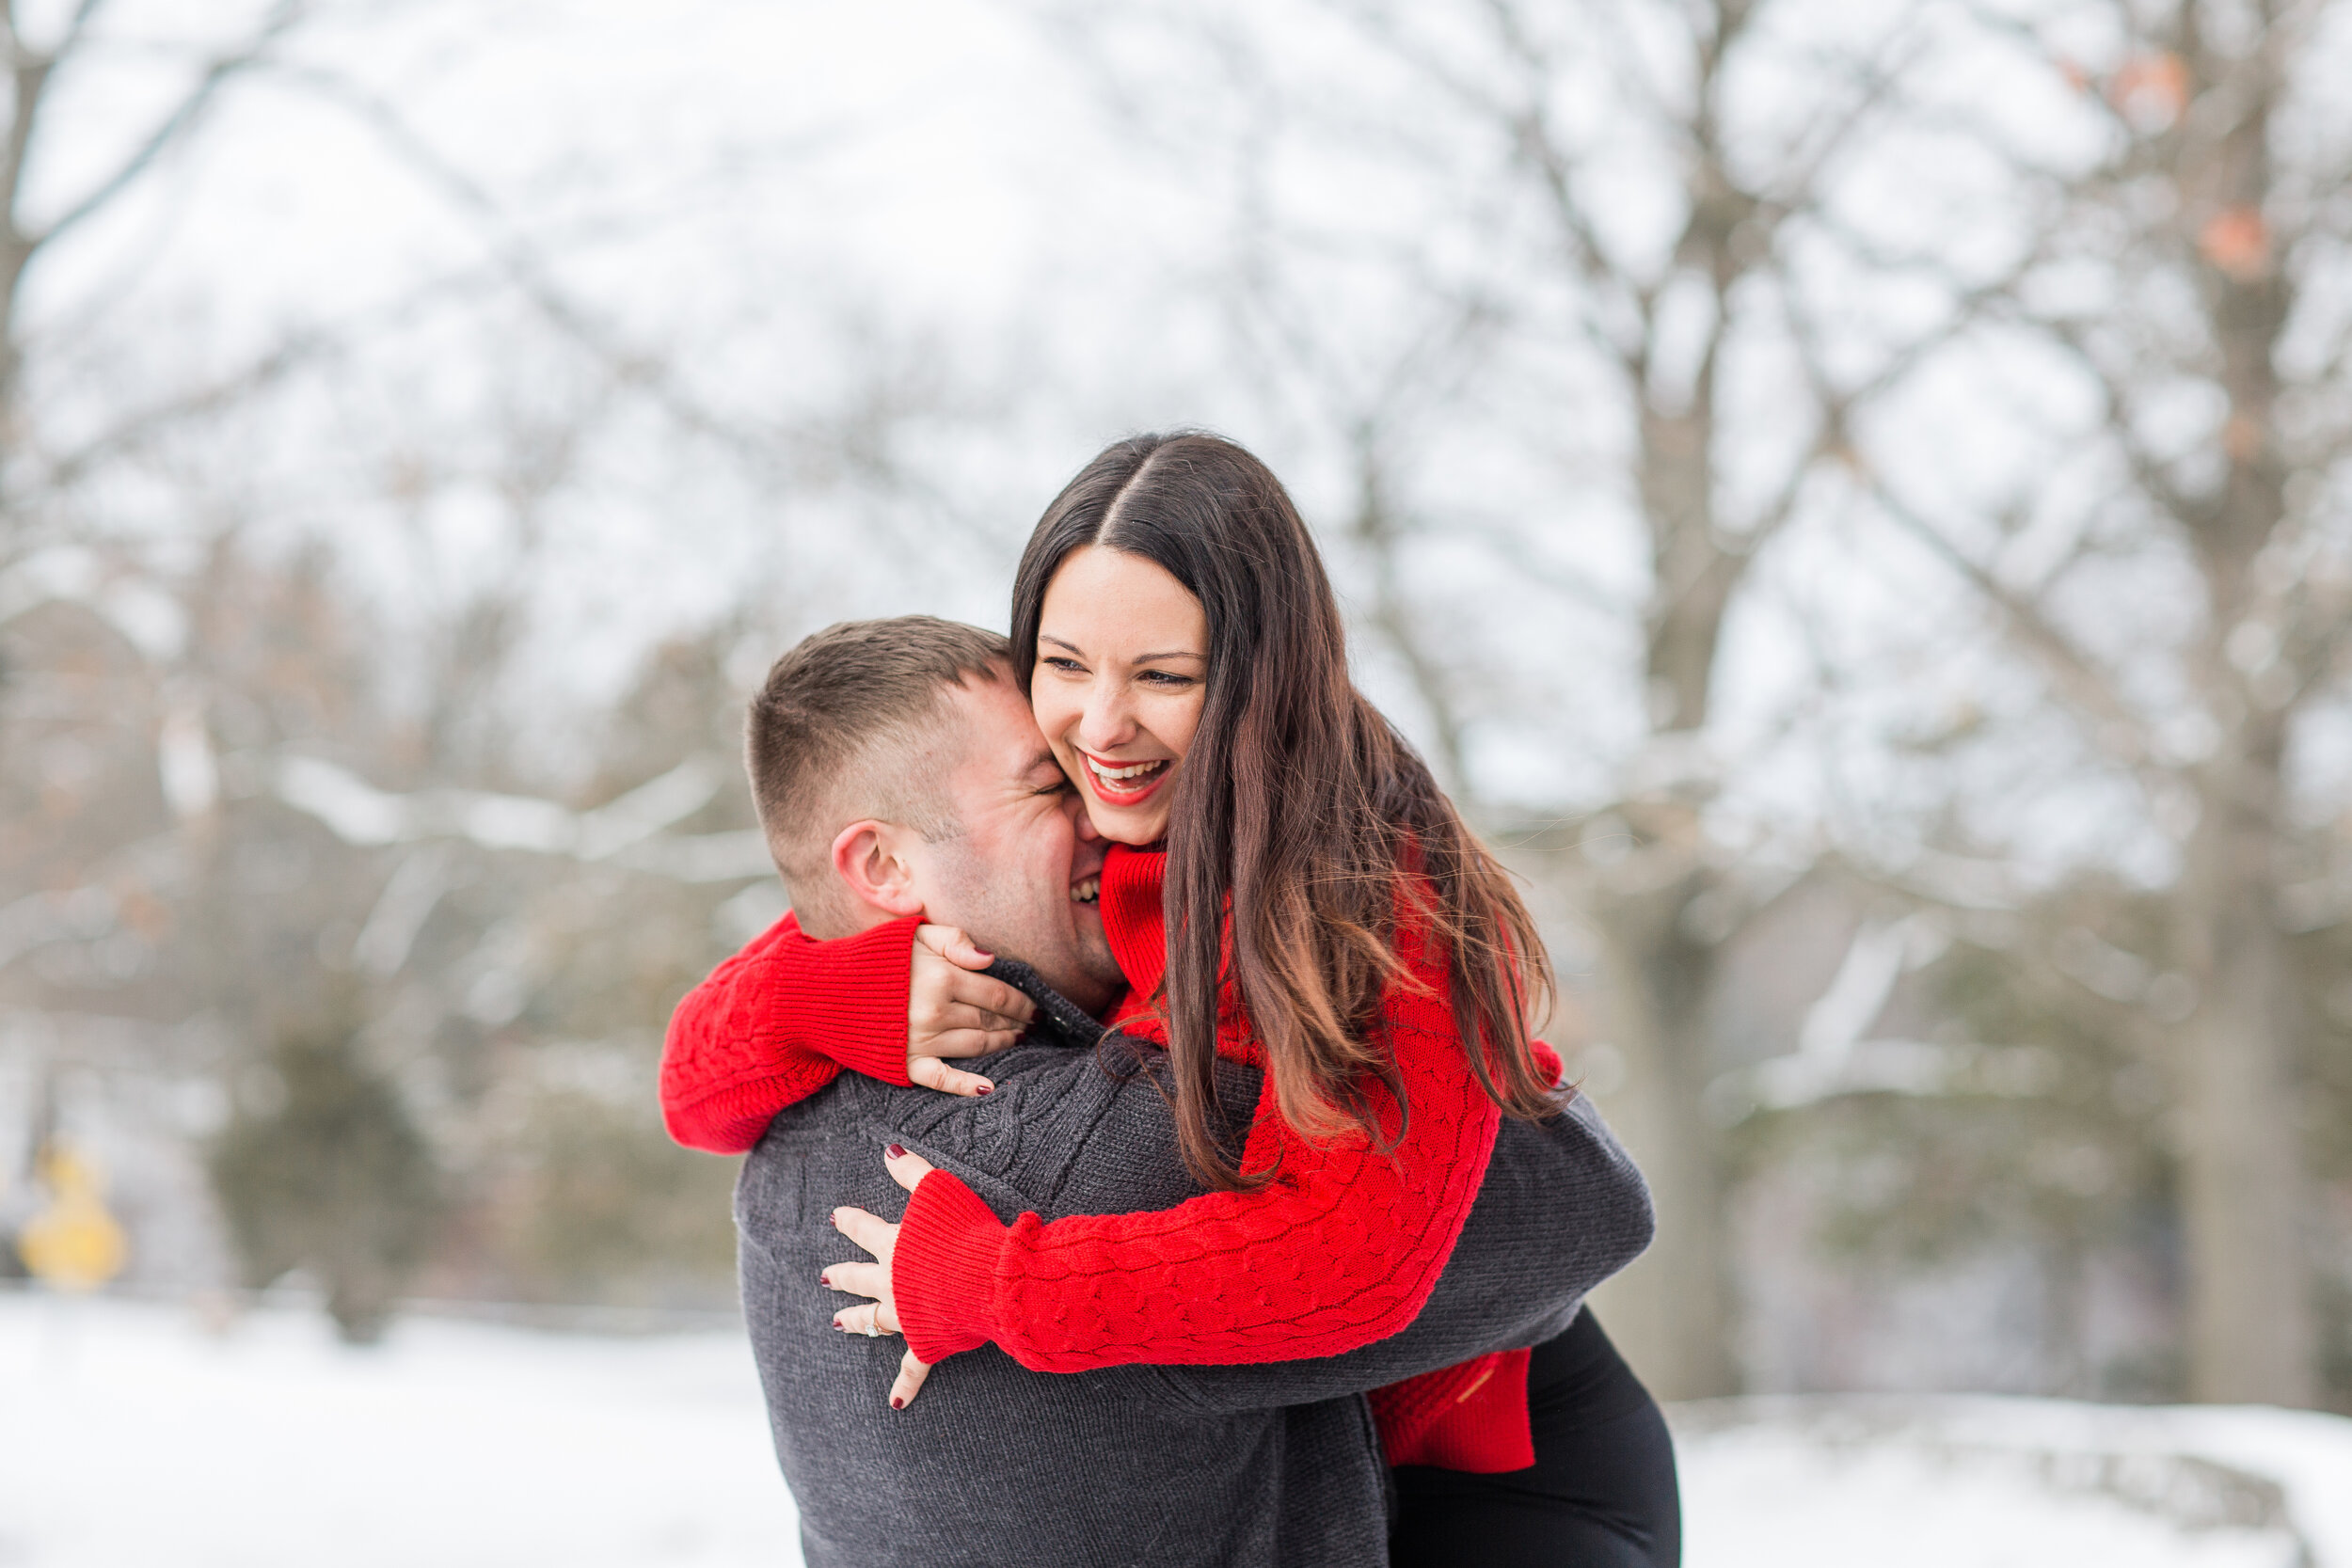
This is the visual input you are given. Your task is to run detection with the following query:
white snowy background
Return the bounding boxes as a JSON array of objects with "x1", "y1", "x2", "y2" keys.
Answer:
[
  {"x1": 6, "y1": 1292, "x2": 2350, "y2": 1568},
  {"x1": 5, "y1": 0, "x2": 2350, "y2": 1560}
]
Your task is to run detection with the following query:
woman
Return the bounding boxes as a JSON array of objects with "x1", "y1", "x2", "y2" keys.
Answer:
[{"x1": 665, "y1": 432, "x2": 1679, "y2": 1565}]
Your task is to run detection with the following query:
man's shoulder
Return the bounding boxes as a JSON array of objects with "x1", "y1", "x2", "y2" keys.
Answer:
[
  {"x1": 745, "y1": 1026, "x2": 1260, "y2": 1227},
  {"x1": 747, "y1": 1040, "x2": 1081, "y2": 1149},
  {"x1": 742, "y1": 958, "x2": 1262, "y2": 1225}
]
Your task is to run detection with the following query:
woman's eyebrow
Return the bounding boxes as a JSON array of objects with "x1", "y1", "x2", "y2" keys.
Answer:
[{"x1": 1041, "y1": 631, "x2": 1202, "y2": 662}]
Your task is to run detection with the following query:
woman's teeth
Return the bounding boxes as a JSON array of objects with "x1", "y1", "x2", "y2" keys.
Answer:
[
  {"x1": 1070, "y1": 876, "x2": 1101, "y2": 905},
  {"x1": 1088, "y1": 756, "x2": 1167, "y2": 786}
]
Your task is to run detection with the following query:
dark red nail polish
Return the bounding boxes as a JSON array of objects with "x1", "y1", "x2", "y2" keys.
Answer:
[
  {"x1": 818, "y1": 1274, "x2": 831, "y2": 1288},
  {"x1": 886, "y1": 1143, "x2": 907, "y2": 1159},
  {"x1": 976, "y1": 1085, "x2": 993, "y2": 1096},
  {"x1": 891, "y1": 1397, "x2": 906, "y2": 1410}
]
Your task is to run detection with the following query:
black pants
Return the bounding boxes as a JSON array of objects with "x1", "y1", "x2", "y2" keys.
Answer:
[{"x1": 1389, "y1": 1312, "x2": 1681, "y2": 1568}]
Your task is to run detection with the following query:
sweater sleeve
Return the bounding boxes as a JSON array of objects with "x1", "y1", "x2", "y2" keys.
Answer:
[
  {"x1": 659, "y1": 911, "x2": 922, "y2": 1154},
  {"x1": 1128, "y1": 1087, "x2": 1650, "y2": 1378},
  {"x1": 888, "y1": 928, "x2": 1504, "y2": 1371}
]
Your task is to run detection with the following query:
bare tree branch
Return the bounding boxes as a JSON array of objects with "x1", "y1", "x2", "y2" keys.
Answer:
[
  {"x1": 1868, "y1": 477, "x2": 2152, "y2": 762},
  {"x1": 269, "y1": 62, "x2": 904, "y2": 499},
  {"x1": 32, "y1": 1, "x2": 306, "y2": 250},
  {"x1": 54, "y1": 0, "x2": 113, "y2": 65}
]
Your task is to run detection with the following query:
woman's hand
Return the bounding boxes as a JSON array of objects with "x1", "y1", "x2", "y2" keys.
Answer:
[
  {"x1": 823, "y1": 1144, "x2": 941, "y2": 1410},
  {"x1": 907, "y1": 925, "x2": 1035, "y2": 1096}
]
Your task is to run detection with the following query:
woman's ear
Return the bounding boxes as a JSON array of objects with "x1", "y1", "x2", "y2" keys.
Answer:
[{"x1": 831, "y1": 820, "x2": 926, "y2": 919}]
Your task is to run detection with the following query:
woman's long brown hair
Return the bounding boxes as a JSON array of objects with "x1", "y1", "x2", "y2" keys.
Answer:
[{"x1": 1010, "y1": 431, "x2": 1560, "y2": 1190}]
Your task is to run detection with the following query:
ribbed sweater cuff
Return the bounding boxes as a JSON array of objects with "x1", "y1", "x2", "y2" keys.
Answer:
[
  {"x1": 774, "y1": 915, "x2": 918, "y2": 1086},
  {"x1": 892, "y1": 1170, "x2": 1007, "y2": 1364}
]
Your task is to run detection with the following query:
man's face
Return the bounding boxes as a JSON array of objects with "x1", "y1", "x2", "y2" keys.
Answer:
[{"x1": 905, "y1": 673, "x2": 1123, "y2": 1016}]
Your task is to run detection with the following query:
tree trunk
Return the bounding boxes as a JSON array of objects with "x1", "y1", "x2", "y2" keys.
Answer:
[
  {"x1": 2176, "y1": 718, "x2": 2313, "y2": 1404},
  {"x1": 1586, "y1": 852, "x2": 1739, "y2": 1400},
  {"x1": 1587, "y1": 333, "x2": 1745, "y2": 1399},
  {"x1": 2164, "y1": 1, "x2": 2312, "y2": 1406}
]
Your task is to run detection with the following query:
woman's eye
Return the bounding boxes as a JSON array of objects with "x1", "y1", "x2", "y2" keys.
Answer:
[
  {"x1": 1041, "y1": 657, "x2": 1086, "y2": 674},
  {"x1": 1140, "y1": 670, "x2": 1196, "y2": 688}
]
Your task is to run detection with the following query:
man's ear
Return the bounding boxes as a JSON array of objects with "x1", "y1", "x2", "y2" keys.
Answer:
[{"x1": 830, "y1": 819, "x2": 926, "y2": 920}]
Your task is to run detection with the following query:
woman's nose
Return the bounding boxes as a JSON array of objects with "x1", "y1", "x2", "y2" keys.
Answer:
[{"x1": 1077, "y1": 684, "x2": 1135, "y2": 752}]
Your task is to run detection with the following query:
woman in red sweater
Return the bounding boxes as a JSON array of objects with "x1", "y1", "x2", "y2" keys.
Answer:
[{"x1": 667, "y1": 433, "x2": 1678, "y2": 1566}]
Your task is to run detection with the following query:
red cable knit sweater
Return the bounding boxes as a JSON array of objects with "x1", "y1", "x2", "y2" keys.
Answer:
[{"x1": 659, "y1": 843, "x2": 1543, "y2": 1472}]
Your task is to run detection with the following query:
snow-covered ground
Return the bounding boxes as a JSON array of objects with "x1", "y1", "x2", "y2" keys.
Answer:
[
  {"x1": 4, "y1": 1291, "x2": 2347, "y2": 1568},
  {"x1": 1675, "y1": 1397, "x2": 2351, "y2": 1568},
  {"x1": 0, "y1": 1291, "x2": 792, "y2": 1568}
]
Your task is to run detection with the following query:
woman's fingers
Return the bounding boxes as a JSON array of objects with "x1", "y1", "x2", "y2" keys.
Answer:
[
  {"x1": 889, "y1": 1348, "x2": 933, "y2": 1411},
  {"x1": 944, "y1": 967, "x2": 1036, "y2": 1023},
  {"x1": 819, "y1": 1260, "x2": 885, "y2": 1300},
  {"x1": 914, "y1": 923, "x2": 994, "y2": 971},
  {"x1": 908, "y1": 1007, "x2": 1025, "y2": 1056},
  {"x1": 910, "y1": 982, "x2": 1033, "y2": 1037},
  {"x1": 882, "y1": 1143, "x2": 935, "y2": 1193},
  {"x1": 823, "y1": 1183, "x2": 941, "y2": 1412},
  {"x1": 832, "y1": 1301, "x2": 898, "y2": 1337},
  {"x1": 942, "y1": 967, "x2": 1036, "y2": 1023},
  {"x1": 830, "y1": 1205, "x2": 896, "y2": 1261},
  {"x1": 908, "y1": 950, "x2": 1035, "y2": 1069},
  {"x1": 908, "y1": 1054, "x2": 1000, "y2": 1097},
  {"x1": 921, "y1": 1028, "x2": 1024, "y2": 1062},
  {"x1": 923, "y1": 1001, "x2": 1032, "y2": 1044}
]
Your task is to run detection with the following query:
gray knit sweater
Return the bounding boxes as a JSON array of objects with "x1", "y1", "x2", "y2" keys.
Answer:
[{"x1": 736, "y1": 960, "x2": 1653, "y2": 1568}]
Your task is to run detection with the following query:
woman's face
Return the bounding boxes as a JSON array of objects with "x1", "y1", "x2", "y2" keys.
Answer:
[{"x1": 1031, "y1": 545, "x2": 1209, "y2": 846}]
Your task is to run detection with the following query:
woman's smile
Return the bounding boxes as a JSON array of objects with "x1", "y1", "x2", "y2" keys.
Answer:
[{"x1": 1077, "y1": 750, "x2": 1175, "y2": 806}]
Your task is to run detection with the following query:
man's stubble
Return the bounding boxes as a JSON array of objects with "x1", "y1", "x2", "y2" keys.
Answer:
[{"x1": 927, "y1": 834, "x2": 1123, "y2": 1017}]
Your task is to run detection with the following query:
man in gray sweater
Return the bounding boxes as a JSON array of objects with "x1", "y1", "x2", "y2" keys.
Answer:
[{"x1": 719, "y1": 618, "x2": 1656, "y2": 1567}]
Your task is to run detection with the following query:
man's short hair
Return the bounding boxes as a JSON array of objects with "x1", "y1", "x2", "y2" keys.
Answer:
[{"x1": 746, "y1": 616, "x2": 1011, "y2": 926}]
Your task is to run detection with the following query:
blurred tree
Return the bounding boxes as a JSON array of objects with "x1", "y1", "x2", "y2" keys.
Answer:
[
  {"x1": 0, "y1": 492, "x2": 769, "y2": 1328},
  {"x1": 0, "y1": 1, "x2": 314, "y2": 551},
  {"x1": 1863, "y1": 0, "x2": 2352, "y2": 1405},
  {"x1": 2300, "y1": 917, "x2": 2352, "y2": 1405},
  {"x1": 1077, "y1": 0, "x2": 1964, "y2": 1398},
  {"x1": 1133, "y1": 0, "x2": 2352, "y2": 1414},
  {"x1": 1727, "y1": 882, "x2": 2187, "y2": 1399},
  {"x1": 210, "y1": 1016, "x2": 444, "y2": 1343},
  {"x1": 0, "y1": 1, "x2": 1042, "y2": 1335},
  {"x1": 483, "y1": 1088, "x2": 739, "y2": 1309}
]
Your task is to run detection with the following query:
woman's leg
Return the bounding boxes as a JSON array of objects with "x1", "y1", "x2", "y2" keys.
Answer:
[{"x1": 1389, "y1": 1311, "x2": 1681, "y2": 1568}]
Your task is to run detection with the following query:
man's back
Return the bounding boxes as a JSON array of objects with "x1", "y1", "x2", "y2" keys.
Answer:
[
  {"x1": 740, "y1": 1040, "x2": 1389, "y2": 1567},
  {"x1": 737, "y1": 965, "x2": 1654, "y2": 1568}
]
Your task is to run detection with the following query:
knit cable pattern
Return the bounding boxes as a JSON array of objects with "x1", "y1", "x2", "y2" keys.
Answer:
[
  {"x1": 659, "y1": 911, "x2": 918, "y2": 1153},
  {"x1": 657, "y1": 846, "x2": 1537, "y2": 1470}
]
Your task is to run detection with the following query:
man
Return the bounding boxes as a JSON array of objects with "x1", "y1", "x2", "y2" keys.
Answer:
[{"x1": 682, "y1": 618, "x2": 1655, "y2": 1567}]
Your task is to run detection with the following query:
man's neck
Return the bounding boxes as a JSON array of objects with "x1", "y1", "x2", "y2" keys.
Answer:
[{"x1": 787, "y1": 886, "x2": 898, "y2": 943}]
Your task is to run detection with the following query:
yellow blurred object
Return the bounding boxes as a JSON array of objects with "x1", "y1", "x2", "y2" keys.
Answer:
[{"x1": 17, "y1": 1143, "x2": 128, "y2": 1292}]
